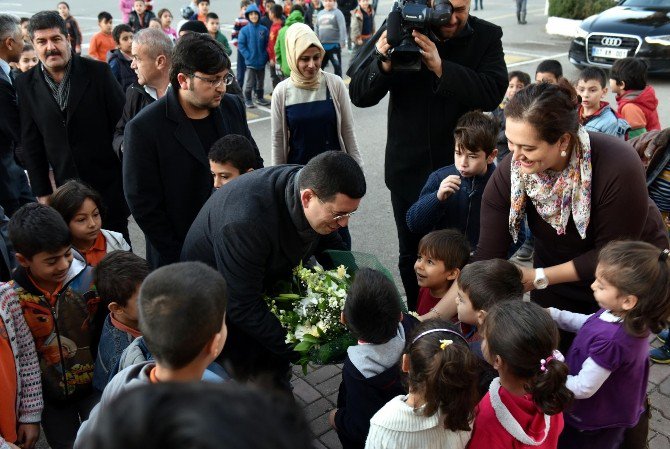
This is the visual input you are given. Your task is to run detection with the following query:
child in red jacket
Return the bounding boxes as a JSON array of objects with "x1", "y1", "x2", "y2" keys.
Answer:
[{"x1": 610, "y1": 57, "x2": 661, "y2": 138}]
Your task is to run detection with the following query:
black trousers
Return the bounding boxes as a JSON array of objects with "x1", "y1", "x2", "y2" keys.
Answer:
[{"x1": 390, "y1": 191, "x2": 422, "y2": 311}]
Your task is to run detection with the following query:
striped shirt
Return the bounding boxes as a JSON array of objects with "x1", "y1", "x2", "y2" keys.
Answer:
[
  {"x1": 649, "y1": 159, "x2": 670, "y2": 212},
  {"x1": 41, "y1": 60, "x2": 72, "y2": 111}
]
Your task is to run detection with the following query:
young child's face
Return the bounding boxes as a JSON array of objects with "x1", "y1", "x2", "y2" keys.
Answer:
[
  {"x1": 21, "y1": 21, "x2": 30, "y2": 41},
  {"x1": 591, "y1": 265, "x2": 629, "y2": 314},
  {"x1": 206, "y1": 18, "x2": 220, "y2": 34},
  {"x1": 454, "y1": 143, "x2": 493, "y2": 178},
  {"x1": 359, "y1": 0, "x2": 371, "y2": 9},
  {"x1": 248, "y1": 11, "x2": 260, "y2": 23},
  {"x1": 324, "y1": 0, "x2": 337, "y2": 10},
  {"x1": 100, "y1": 18, "x2": 113, "y2": 34},
  {"x1": 576, "y1": 79, "x2": 607, "y2": 111},
  {"x1": 134, "y1": 0, "x2": 147, "y2": 14},
  {"x1": 69, "y1": 198, "x2": 102, "y2": 249},
  {"x1": 210, "y1": 160, "x2": 243, "y2": 189},
  {"x1": 199, "y1": 1, "x2": 210, "y2": 14},
  {"x1": 505, "y1": 76, "x2": 526, "y2": 101},
  {"x1": 535, "y1": 71, "x2": 558, "y2": 84},
  {"x1": 265, "y1": 0, "x2": 276, "y2": 12},
  {"x1": 18, "y1": 246, "x2": 73, "y2": 290},
  {"x1": 455, "y1": 283, "x2": 481, "y2": 325},
  {"x1": 18, "y1": 50, "x2": 38, "y2": 72},
  {"x1": 57, "y1": 3, "x2": 70, "y2": 19},
  {"x1": 414, "y1": 252, "x2": 451, "y2": 290},
  {"x1": 160, "y1": 11, "x2": 172, "y2": 27},
  {"x1": 116, "y1": 287, "x2": 140, "y2": 325},
  {"x1": 118, "y1": 31, "x2": 134, "y2": 54},
  {"x1": 609, "y1": 78, "x2": 623, "y2": 94},
  {"x1": 149, "y1": 20, "x2": 161, "y2": 30}
]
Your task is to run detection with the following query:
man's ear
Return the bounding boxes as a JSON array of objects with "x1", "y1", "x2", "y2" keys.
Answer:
[
  {"x1": 155, "y1": 54, "x2": 167, "y2": 70},
  {"x1": 15, "y1": 253, "x2": 30, "y2": 268},
  {"x1": 446, "y1": 267, "x2": 460, "y2": 281},
  {"x1": 176, "y1": 72, "x2": 190, "y2": 90},
  {"x1": 300, "y1": 189, "x2": 314, "y2": 209},
  {"x1": 621, "y1": 294, "x2": 638, "y2": 312},
  {"x1": 401, "y1": 353, "x2": 410, "y2": 373},
  {"x1": 487, "y1": 149, "x2": 498, "y2": 164}
]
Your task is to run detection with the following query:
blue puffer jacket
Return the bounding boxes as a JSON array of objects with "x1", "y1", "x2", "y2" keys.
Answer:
[
  {"x1": 582, "y1": 103, "x2": 630, "y2": 139},
  {"x1": 238, "y1": 3, "x2": 270, "y2": 69}
]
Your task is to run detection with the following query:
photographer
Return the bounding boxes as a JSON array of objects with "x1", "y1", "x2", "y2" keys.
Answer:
[{"x1": 349, "y1": 0, "x2": 507, "y2": 309}]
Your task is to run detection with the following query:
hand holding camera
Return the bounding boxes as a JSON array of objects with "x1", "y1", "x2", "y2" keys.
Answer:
[
  {"x1": 375, "y1": 30, "x2": 393, "y2": 73},
  {"x1": 437, "y1": 175, "x2": 461, "y2": 201}
]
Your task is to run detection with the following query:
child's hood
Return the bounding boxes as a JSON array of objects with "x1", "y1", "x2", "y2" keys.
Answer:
[
  {"x1": 347, "y1": 323, "x2": 407, "y2": 379},
  {"x1": 618, "y1": 85, "x2": 659, "y2": 110},
  {"x1": 63, "y1": 249, "x2": 87, "y2": 285},
  {"x1": 285, "y1": 10, "x2": 304, "y2": 26},
  {"x1": 245, "y1": 3, "x2": 261, "y2": 19}
]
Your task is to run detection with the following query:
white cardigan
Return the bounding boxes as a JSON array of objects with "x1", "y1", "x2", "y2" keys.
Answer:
[{"x1": 270, "y1": 71, "x2": 363, "y2": 167}]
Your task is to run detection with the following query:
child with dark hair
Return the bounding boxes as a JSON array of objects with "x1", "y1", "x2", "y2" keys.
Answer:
[
  {"x1": 20, "y1": 17, "x2": 30, "y2": 43},
  {"x1": 155, "y1": 8, "x2": 176, "y2": 41},
  {"x1": 413, "y1": 229, "x2": 470, "y2": 317},
  {"x1": 14, "y1": 43, "x2": 38, "y2": 76},
  {"x1": 57, "y1": 2, "x2": 82, "y2": 54},
  {"x1": 108, "y1": 23, "x2": 138, "y2": 91},
  {"x1": 469, "y1": 301, "x2": 573, "y2": 448},
  {"x1": 365, "y1": 319, "x2": 479, "y2": 448},
  {"x1": 406, "y1": 112, "x2": 498, "y2": 248},
  {"x1": 238, "y1": 3, "x2": 270, "y2": 108},
  {"x1": 491, "y1": 70, "x2": 530, "y2": 162},
  {"x1": 92, "y1": 251, "x2": 149, "y2": 391},
  {"x1": 128, "y1": 0, "x2": 156, "y2": 33},
  {"x1": 49, "y1": 180, "x2": 130, "y2": 266},
  {"x1": 74, "y1": 262, "x2": 229, "y2": 449},
  {"x1": 206, "y1": 13, "x2": 233, "y2": 55},
  {"x1": 610, "y1": 57, "x2": 661, "y2": 138},
  {"x1": 191, "y1": 0, "x2": 211, "y2": 23},
  {"x1": 232, "y1": 0, "x2": 253, "y2": 89},
  {"x1": 7, "y1": 203, "x2": 100, "y2": 449},
  {"x1": 89, "y1": 12, "x2": 115, "y2": 62},
  {"x1": 576, "y1": 67, "x2": 629, "y2": 139},
  {"x1": 208, "y1": 135, "x2": 256, "y2": 190},
  {"x1": 329, "y1": 268, "x2": 418, "y2": 449},
  {"x1": 267, "y1": 3, "x2": 285, "y2": 88},
  {"x1": 549, "y1": 241, "x2": 670, "y2": 449},
  {"x1": 535, "y1": 59, "x2": 563, "y2": 84}
]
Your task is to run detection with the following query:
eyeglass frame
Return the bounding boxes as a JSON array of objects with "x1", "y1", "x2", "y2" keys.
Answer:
[
  {"x1": 314, "y1": 193, "x2": 357, "y2": 223},
  {"x1": 191, "y1": 72, "x2": 235, "y2": 87}
]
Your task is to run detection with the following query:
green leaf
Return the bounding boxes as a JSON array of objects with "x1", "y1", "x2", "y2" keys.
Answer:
[
  {"x1": 294, "y1": 340, "x2": 315, "y2": 352},
  {"x1": 301, "y1": 334, "x2": 320, "y2": 344}
]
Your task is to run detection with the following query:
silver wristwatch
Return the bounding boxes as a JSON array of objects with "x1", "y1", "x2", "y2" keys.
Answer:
[{"x1": 533, "y1": 268, "x2": 549, "y2": 290}]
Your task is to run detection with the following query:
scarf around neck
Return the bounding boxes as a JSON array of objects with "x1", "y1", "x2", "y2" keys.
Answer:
[
  {"x1": 286, "y1": 23, "x2": 325, "y2": 90},
  {"x1": 509, "y1": 126, "x2": 593, "y2": 242}
]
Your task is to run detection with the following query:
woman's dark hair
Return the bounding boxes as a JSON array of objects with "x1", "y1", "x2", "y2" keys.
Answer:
[
  {"x1": 170, "y1": 32, "x2": 231, "y2": 91},
  {"x1": 481, "y1": 301, "x2": 573, "y2": 415},
  {"x1": 505, "y1": 80, "x2": 579, "y2": 146},
  {"x1": 28, "y1": 10, "x2": 68, "y2": 40},
  {"x1": 298, "y1": 151, "x2": 365, "y2": 202},
  {"x1": 597, "y1": 240, "x2": 670, "y2": 336},
  {"x1": 610, "y1": 57, "x2": 648, "y2": 91},
  {"x1": 49, "y1": 180, "x2": 105, "y2": 224},
  {"x1": 86, "y1": 382, "x2": 313, "y2": 449},
  {"x1": 405, "y1": 319, "x2": 479, "y2": 431}
]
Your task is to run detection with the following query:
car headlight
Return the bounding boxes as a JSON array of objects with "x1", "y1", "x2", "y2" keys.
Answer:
[
  {"x1": 575, "y1": 27, "x2": 589, "y2": 39},
  {"x1": 645, "y1": 35, "x2": 670, "y2": 46}
]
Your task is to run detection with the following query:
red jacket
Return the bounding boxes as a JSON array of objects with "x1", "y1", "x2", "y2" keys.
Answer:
[
  {"x1": 267, "y1": 21, "x2": 282, "y2": 61},
  {"x1": 616, "y1": 85, "x2": 661, "y2": 131}
]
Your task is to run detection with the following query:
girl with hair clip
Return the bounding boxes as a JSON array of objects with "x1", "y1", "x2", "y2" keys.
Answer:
[
  {"x1": 469, "y1": 300, "x2": 573, "y2": 449},
  {"x1": 549, "y1": 240, "x2": 670, "y2": 449},
  {"x1": 365, "y1": 320, "x2": 479, "y2": 449}
]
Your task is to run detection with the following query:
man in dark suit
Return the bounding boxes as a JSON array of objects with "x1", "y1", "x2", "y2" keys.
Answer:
[
  {"x1": 15, "y1": 11, "x2": 128, "y2": 236},
  {"x1": 0, "y1": 14, "x2": 34, "y2": 217},
  {"x1": 123, "y1": 33, "x2": 263, "y2": 269}
]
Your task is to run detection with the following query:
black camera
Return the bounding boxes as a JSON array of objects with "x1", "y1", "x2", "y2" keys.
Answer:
[{"x1": 386, "y1": 0, "x2": 453, "y2": 71}]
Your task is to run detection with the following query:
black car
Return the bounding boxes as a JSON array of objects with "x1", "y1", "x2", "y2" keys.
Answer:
[{"x1": 569, "y1": 0, "x2": 670, "y2": 74}]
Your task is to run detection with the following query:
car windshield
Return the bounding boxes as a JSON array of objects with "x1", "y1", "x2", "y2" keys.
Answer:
[{"x1": 621, "y1": 0, "x2": 670, "y2": 7}]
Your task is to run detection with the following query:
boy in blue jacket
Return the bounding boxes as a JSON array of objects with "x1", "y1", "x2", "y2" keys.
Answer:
[
  {"x1": 406, "y1": 112, "x2": 498, "y2": 248},
  {"x1": 576, "y1": 66, "x2": 629, "y2": 139},
  {"x1": 238, "y1": 3, "x2": 270, "y2": 108}
]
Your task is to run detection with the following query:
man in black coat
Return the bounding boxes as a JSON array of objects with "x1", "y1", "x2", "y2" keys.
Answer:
[
  {"x1": 349, "y1": 0, "x2": 507, "y2": 309},
  {"x1": 15, "y1": 11, "x2": 128, "y2": 235},
  {"x1": 124, "y1": 33, "x2": 263, "y2": 269},
  {"x1": 181, "y1": 151, "x2": 366, "y2": 390}
]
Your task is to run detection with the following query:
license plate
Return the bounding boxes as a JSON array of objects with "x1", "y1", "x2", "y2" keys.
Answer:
[{"x1": 591, "y1": 46, "x2": 629, "y2": 59}]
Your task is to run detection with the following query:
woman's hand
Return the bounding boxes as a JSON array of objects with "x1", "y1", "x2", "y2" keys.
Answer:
[{"x1": 520, "y1": 266, "x2": 536, "y2": 293}]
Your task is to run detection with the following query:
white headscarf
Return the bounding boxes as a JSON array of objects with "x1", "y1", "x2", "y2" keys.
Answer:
[{"x1": 285, "y1": 23, "x2": 325, "y2": 90}]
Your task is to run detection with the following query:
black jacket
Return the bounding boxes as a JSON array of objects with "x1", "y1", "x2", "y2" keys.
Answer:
[
  {"x1": 181, "y1": 166, "x2": 345, "y2": 382},
  {"x1": 15, "y1": 56, "x2": 127, "y2": 225},
  {"x1": 128, "y1": 10, "x2": 156, "y2": 33},
  {"x1": 123, "y1": 88, "x2": 263, "y2": 268},
  {"x1": 112, "y1": 83, "x2": 156, "y2": 157},
  {"x1": 108, "y1": 49, "x2": 138, "y2": 93},
  {"x1": 0, "y1": 71, "x2": 19, "y2": 157},
  {"x1": 349, "y1": 16, "x2": 507, "y2": 203}
]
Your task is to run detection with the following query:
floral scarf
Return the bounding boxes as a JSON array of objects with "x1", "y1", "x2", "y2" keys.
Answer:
[{"x1": 509, "y1": 126, "x2": 593, "y2": 242}]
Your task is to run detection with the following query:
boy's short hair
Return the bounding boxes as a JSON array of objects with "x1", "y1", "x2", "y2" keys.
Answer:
[
  {"x1": 98, "y1": 11, "x2": 113, "y2": 22},
  {"x1": 95, "y1": 251, "x2": 150, "y2": 308},
  {"x1": 138, "y1": 262, "x2": 227, "y2": 369},
  {"x1": 271, "y1": 4, "x2": 284, "y2": 17},
  {"x1": 206, "y1": 12, "x2": 219, "y2": 21},
  {"x1": 508, "y1": 70, "x2": 531, "y2": 86},
  {"x1": 457, "y1": 259, "x2": 523, "y2": 311},
  {"x1": 417, "y1": 229, "x2": 470, "y2": 271},
  {"x1": 197, "y1": 0, "x2": 210, "y2": 4},
  {"x1": 578, "y1": 66, "x2": 607, "y2": 88},
  {"x1": 610, "y1": 57, "x2": 648, "y2": 90},
  {"x1": 535, "y1": 59, "x2": 563, "y2": 78},
  {"x1": 208, "y1": 135, "x2": 256, "y2": 172},
  {"x1": 241, "y1": 0, "x2": 252, "y2": 8},
  {"x1": 453, "y1": 111, "x2": 498, "y2": 157},
  {"x1": 113, "y1": 23, "x2": 133, "y2": 44},
  {"x1": 344, "y1": 268, "x2": 401, "y2": 344},
  {"x1": 8, "y1": 203, "x2": 71, "y2": 259},
  {"x1": 20, "y1": 17, "x2": 30, "y2": 25}
]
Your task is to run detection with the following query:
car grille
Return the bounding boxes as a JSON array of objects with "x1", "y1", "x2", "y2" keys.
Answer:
[{"x1": 586, "y1": 33, "x2": 641, "y2": 65}]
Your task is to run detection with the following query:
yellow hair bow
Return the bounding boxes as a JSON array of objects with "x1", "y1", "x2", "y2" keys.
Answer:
[{"x1": 439, "y1": 339, "x2": 453, "y2": 350}]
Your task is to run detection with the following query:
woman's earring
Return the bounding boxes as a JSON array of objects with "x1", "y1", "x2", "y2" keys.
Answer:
[{"x1": 560, "y1": 150, "x2": 567, "y2": 157}]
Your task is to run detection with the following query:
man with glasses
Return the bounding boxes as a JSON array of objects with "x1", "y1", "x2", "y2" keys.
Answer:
[
  {"x1": 124, "y1": 32, "x2": 263, "y2": 268},
  {"x1": 182, "y1": 151, "x2": 366, "y2": 391}
]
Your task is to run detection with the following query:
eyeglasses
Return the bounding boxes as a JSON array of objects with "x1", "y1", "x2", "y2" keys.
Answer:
[
  {"x1": 191, "y1": 73, "x2": 235, "y2": 87},
  {"x1": 315, "y1": 195, "x2": 357, "y2": 223}
]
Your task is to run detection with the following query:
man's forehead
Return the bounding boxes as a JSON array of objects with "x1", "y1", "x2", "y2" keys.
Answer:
[{"x1": 33, "y1": 27, "x2": 66, "y2": 39}]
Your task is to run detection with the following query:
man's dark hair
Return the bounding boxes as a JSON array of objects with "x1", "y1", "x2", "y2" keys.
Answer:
[
  {"x1": 170, "y1": 32, "x2": 231, "y2": 90},
  {"x1": 453, "y1": 111, "x2": 498, "y2": 157},
  {"x1": 271, "y1": 4, "x2": 284, "y2": 18},
  {"x1": 298, "y1": 151, "x2": 366, "y2": 202},
  {"x1": 578, "y1": 66, "x2": 607, "y2": 88},
  {"x1": 344, "y1": 268, "x2": 401, "y2": 344},
  {"x1": 49, "y1": 180, "x2": 106, "y2": 225},
  {"x1": 8, "y1": 203, "x2": 71, "y2": 259},
  {"x1": 206, "y1": 12, "x2": 219, "y2": 21},
  {"x1": 95, "y1": 251, "x2": 150, "y2": 308},
  {"x1": 98, "y1": 11, "x2": 113, "y2": 22},
  {"x1": 178, "y1": 20, "x2": 208, "y2": 34},
  {"x1": 535, "y1": 59, "x2": 563, "y2": 79},
  {"x1": 138, "y1": 262, "x2": 227, "y2": 369},
  {"x1": 508, "y1": 70, "x2": 531, "y2": 86},
  {"x1": 610, "y1": 57, "x2": 648, "y2": 90},
  {"x1": 27, "y1": 10, "x2": 68, "y2": 40},
  {"x1": 208, "y1": 135, "x2": 256, "y2": 173},
  {"x1": 113, "y1": 23, "x2": 133, "y2": 44},
  {"x1": 457, "y1": 259, "x2": 523, "y2": 311},
  {"x1": 417, "y1": 229, "x2": 470, "y2": 271}
]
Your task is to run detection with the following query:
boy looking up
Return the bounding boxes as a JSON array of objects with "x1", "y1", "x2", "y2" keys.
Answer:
[
  {"x1": 92, "y1": 251, "x2": 150, "y2": 391},
  {"x1": 238, "y1": 3, "x2": 270, "y2": 108},
  {"x1": 491, "y1": 70, "x2": 530, "y2": 162},
  {"x1": 209, "y1": 135, "x2": 256, "y2": 190},
  {"x1": 108, "y1": 24, "x2": 138, "y2": 91},
  {"x1": 576, "y1": 66, "x2": 629, "y2": 139},
  {"x1": 206, "y1": 13, "x2": 233, "y2": 56},
  {"x1": 74, "y1": 262, "x2": 228, "y2": 448},
  {"x1": 89, "y1": 12, "x2": 115, "y2": 62},
  {"x1": 535, "y1": 59, "x2": 563, "y2": 84},
  {"x1": 128, "y1": 0, "x2": 156, "y2": 33},
  {"x1": 7, "y1": 203, "x2": 99, "y2": 449},
  {"x1": 330, "y1": 268, "x2": 418, "y2": 449},
  {"x1": 610, "y1": 57, "x2": 661, "y2": 138},
  {"x1": 406, "y1": 112, "x2": 498, "y2": 248}
]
